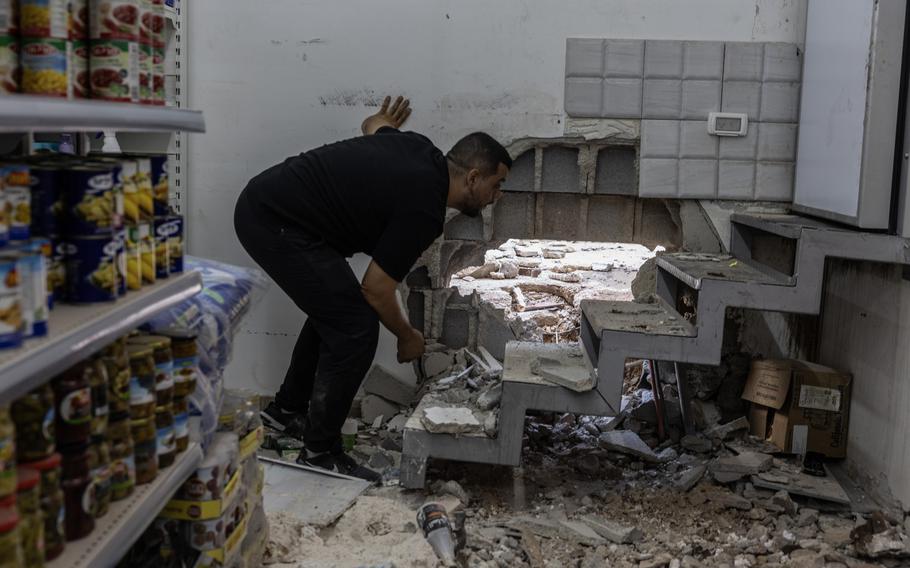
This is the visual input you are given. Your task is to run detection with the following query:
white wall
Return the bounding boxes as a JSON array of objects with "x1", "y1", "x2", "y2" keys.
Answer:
[{"x1": 186, "y1": 0, "x2": 808, "y2": 394}]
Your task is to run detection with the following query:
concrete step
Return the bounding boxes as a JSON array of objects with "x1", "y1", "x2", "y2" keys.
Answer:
[
  {"x1": 581, "y1": 299, "x2": 695, "y2": 339},
  {"x1": 657, "y1": 253, "x2": 792, "y2": 290}
]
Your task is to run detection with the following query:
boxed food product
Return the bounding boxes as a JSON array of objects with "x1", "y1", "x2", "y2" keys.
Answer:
[{"x1": 742, "y1": 359, "x2": 852, "y2": 458}]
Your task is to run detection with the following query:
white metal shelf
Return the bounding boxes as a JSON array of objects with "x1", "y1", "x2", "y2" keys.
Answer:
[
  {"x1": 47, "y1": 443, "x2": 203, "y2": 568},
  {"x1": 0, "y1": 270, "x2": 202, "y2": 403},
  {"x1": 0, "y1": 95, "x2": 205, "y2": 133}
]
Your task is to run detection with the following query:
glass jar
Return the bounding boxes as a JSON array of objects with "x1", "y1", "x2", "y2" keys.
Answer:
[
  {"x1": 89, "y1": 358, "x2": 110, "y2": 438},
  {"x1": 0, "y1": 406, "x2": 15, "y2": 500},
  {"x1": 127, "y1": 346, "x2": 156, "y2": 419},
  {"x1": 61, "y1": 448, "x2": 95, "y2": 541},
  {"x1": 128, "y1": 335, "x2": 174, "y2": 406},
  {"x1": 171, "y1": 335, "x2": 198, "y2": 398},
  {"x1": 16, "y1": 466, "x2": 44, "y2": 568},
  {"x1": 130, "y1": 418, "x2": 158, "y2": 485},
  {"x1": 27, "y1": 452, "x2": 61, "y2": 502},
  {"x1": 155, "y1": 405, "x2": 175, "y2": 469},
  {"x1": 53, "y1": 364, "x2": 93, "y2": 450},
  {"x1": 173, "y1": 396, "x2": 189, "y2": 453},
  {"x1": 41, "y1": 488, "x2": 65, "y2": 560},
  {"x1": 11, "y1": 384, "x2": 56, "y2": 461},
  {"x1": 108, "y1": 416, "x2": 135, "y2": 501},
  {"x1": 0, "y1": 505, "x2": 23, "y2": 568},
  {"x1": 89, "y1": 437, "x2": 112, "y2": 518},
  {"x1": 102, "y1": 338, "x2": 131, "y2": 415}
]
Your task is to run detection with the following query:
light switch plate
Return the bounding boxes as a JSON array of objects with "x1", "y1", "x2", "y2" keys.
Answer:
[{"x1": 708, "y1": 112, "x2": 749, "y2": 136}]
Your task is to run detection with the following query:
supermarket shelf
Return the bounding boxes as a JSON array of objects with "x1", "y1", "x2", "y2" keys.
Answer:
[
  {"x1": 0, "y1": 95, "x2": 205, "y2": 133},
  {"x1": 0, "y1": 271, "x2": 202, "y2": 403},
  {"x1": 47, "y1": 443, "x2": 204, "y2": 568}
]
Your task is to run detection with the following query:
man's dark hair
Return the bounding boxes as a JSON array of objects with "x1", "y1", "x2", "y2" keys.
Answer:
[{"x1": 446, "y1": 132, "x2": 512, "y2": 176}]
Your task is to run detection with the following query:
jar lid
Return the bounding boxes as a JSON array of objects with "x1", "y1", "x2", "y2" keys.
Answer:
[
  {"x1": 130, "y1": 417, "x2": 152, "y2": 428},
  {"x1": 126, "y1": 345, "x2": 154, "y2": 359},
  {"x1": 128, "y1": 335, "x2": 171, "y2": 350},
  {"x1": 15, "y1": 467, "x2": 39, "y2": 492},
  {"x1": 0, "y1": 506, "x2": 19, "y2": 533},
  {"x1": 26, "y1": 452, "x2": 62, "y2": 471}
]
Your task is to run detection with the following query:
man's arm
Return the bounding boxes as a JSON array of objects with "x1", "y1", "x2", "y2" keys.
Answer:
[
  {"x1": 361, "y1": 260, "x2": 425, "y2": 363},
  {"x1": 361, "y1": 95, "x2": 412, "y2": 135}
]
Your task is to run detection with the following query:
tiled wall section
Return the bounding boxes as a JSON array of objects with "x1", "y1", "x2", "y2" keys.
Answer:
[{"x1": 565, "y1": 39, "x2": 801, "y2": 200}]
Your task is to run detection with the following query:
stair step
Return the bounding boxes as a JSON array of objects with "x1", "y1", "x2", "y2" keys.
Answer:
[
  {"x1": 730, "y1": 213, "x2": 849, "y2": 239},
  {"x1": 581, "y1": 299, "x2": 695, "y2": 338},
  {"x1": 503, "y1": 341, "x2": 595, "y2": 391},
  {"x1": 658, "y1": 253, "x2": 791, "y2": 290}
]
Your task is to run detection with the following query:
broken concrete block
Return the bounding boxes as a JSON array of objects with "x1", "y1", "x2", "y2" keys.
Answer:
[
  {"x1": 385, "y1": 414, "x2": 408, "y2": 433},
  {"x1": 423, "y1": 351, "x2": 454, "y2": 378},
  {"x1": 363, "y1": 365, "x2": 417, "y2": 405},
  {"x1": 513, "y1": 517, "x2": 605, "y2": 547},
  {"x1": 591, "y1": 262, "x2": 614, "y2": 272},
  {"x1": 580, "y1": 517, "x2": 643, "y2": 544},
  {"x1": 771, "y1": 490, "x2": 798, "y2": 516},
  {"x1": 710, "y1": 452, "x2": 773, "y2": 475},
  {"x1": 476, "y1": 384, "x2": 502, "y2": 410},
  {"x1": 431, "y1": 479, "x2": 470, "y2": 504},
  {"x1": 712, "y1": 471, "x2": 747, "y2": 484},
  {"x1": 421, "y1": 406, "x2": 482, "y2": 434},
  {"x1": 707, "y1": 488, "x2": 752, "y2": 510},
  {"x1": 674, "y1": 464, "x2": 707, "y2": 492},
  {"x1": 535, "y1": 362, "x2": 596, "y2": 392},
  {"x1": 360, "y1": 394, "x2": 400, "y2": 426},
  {"x1": 639, "y1": 554, "x2": 674, "y2": 568},
  {"x1": 514, "y1": 245, "x2": 541, "y2": 258},
  {"x1": 598, "y1": 430, "x2": 660, "y2": 463},
  {"x1": 680, "y1": 434, "x2": 713, "y2": 453},
  {"x1": 550, "y1": 272, "x2": 581, "y2": 283},
  {"x1": 706, "y1": 416, "x2": 750, "y2": 440},
  {"x1": 543, "y1": 249, "x2": 566, "y2": 259},
  {"x1": 657, "y1": 447, "x2": 678, "y2": 463}
]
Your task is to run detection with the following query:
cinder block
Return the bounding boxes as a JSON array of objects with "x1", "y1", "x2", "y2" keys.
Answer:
[
  {"x1": 683, "y1": 41, "x2": 724, "y2": 80},
  {"x1": 586, "y1": 195, "x2": 636, "y2": 241},
  {"x1": 763, "y1": 43, "x2": 802, "y2": 82},
  {"x1": 760, "y1": 82, "x2": 800, "y2": 123},
  {"x1": 604, "y1": 39, "x2": 645, "y2": 77},
  {"x1": 755, "y1": 162, "x2": 794, "y2": 201},
  {"x1": 566, "y1": 38, "x2": 605, "y2": 77},
  {"x1": 406, "y1": 266, "x2": 431, "y2": 289},
  {"x1": 718, "y1": 126, "x2": 758, "y2": 160},
  {"x1": 642, "y1": 79, "x2": 681, "y2": 119},
  {"x1": 718, "y1": 160, "x2": 756, "y2": 199},
  {"x1": 639, "y1": 158, "x2": 679, "y2": 197},
  {"x1": 541, "y1": 146, "x2": 581, "y2": 193},
  {"x1": 681, "y1": 80, "x2": 721, "y2": 120},
  {"x1": 644, "y1": 40, "x2": 683, "y2": 78},
  {"x1": 444, "y1": 212, "x2": 485, "y2": 240},
  {"x1": 492, "y1": 192, "x2": 534, "y2": 240},
  {"x1": 724, "y1": 43, "x2": 764, "y2": 81},
  {"x1": 721, "y1": 80, "x2": 761, "y2": 119},
  {"x1": 502, "y1": 150, "x2": 535, "y2": 192},
  {"x1": 407, "y1": 290, "x2": 425, "y2": 332},
  {"x1": 594, "y1": 147, "x2": 638, "y2": 195},
  {"x1": 679, "y1": 121, "x2": 718, "y2": 159},
  {"x1": 539, "y1": 193, "x2": 583, "y2": 240},
  {"x1": 757, "y1": 123, "x2": 798, "y2": 161},
  {"x1": 478, "y1": 309, "x2": 515, "y2": 361},
  {"x1": 678, "y1": 159, "x2": 717, "y2": 198},
  {"x1": 641, "y1": 120, "x2": 680, "y2": 158},
  {"x1": 602, "y1": 78, "x2": 643, "y2": 118},
  {"x1": 440, "y1": 308, "x2": 471, "y2": 348},
  {"x1": 565, "y1": 77, "x2": 603, "y2": 117},
  {"x1": 360, "y1": 394, "x2": 400, "y2": 426},
  {"x1": 363, "y1": 364, "x2": 417, "y2": 405}
]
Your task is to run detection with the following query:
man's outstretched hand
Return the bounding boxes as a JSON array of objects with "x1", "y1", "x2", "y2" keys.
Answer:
[
  {"x1": 362, "y1": 95, "x2": 412, "y2": 135},
  {"x1": 397, "y1": 327, "x2": 425, "y2": 364}
]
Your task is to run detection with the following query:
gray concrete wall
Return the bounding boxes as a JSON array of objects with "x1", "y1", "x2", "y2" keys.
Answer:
[{"x1": 817, "y1": 259, "x2": 910, "y2": 508}]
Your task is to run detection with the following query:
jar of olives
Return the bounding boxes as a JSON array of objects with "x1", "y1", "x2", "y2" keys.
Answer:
[
  {"x1": 155, "y1": 405, "x2": 176, "y2": 469},
  {"x1": 89, "y1": 437, "x2": 112, "y2": 518},
  {"x1": 0, "y1": 504, "x2": 23, "y2": 568},
  {"x1": 61, "y1": 448, "x2": 95, "y2": 541},
  {"x1": 89, "y1": 358, "x2": 110, "y2": 438},
  {"x1": 173, "y1": 396, "x2": 189, "y2": 453},
  {"x1": 53, "y1": 364, "x2": 93, "y2": 450},
  {"x1": 128, "y1": 335, "x2": 175, "y2": 407},
  {"x1": 131, "y1": 417, "x2": 158, "y2": 485},
  {"x1": 127, "y1": 346, "x2": 156, "y2": 420},
  {"x1": 108, "y1": 415, "x2": 135, "y2": 501},
  {"x1": 16, "y1": 466, "x2": 44, "y2": 568},
  {"x1": 11, "y1": 384, "x2": 55, "y2": 462},
  {"x1": 0, "y1": 406, "x2": 15, "y2": 499},
  {"x1": 102, "y1": 338, "x2": 131, "y2": 415}
]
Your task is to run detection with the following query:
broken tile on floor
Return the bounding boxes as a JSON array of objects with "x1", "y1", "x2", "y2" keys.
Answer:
[
  {"x1": 598, "y1": 430, "x2": 660, "y2": 462},
  {"x1": 535, "y1": 362, "x2": 596, "y2": 392},
  {"x1": 421, "y1": 405, "x2": 483, "y2": 434},
  {"x1": 751, "y1": 466, "x2": 851, "y2": 505}
]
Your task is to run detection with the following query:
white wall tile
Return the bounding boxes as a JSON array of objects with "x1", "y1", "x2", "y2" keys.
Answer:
[
  {"x1": 642, "y1": 79, "x2": 682, "y2": 119},
  {"x1": 604, "y1": 39, "x2": 645, "y2": 78},
  {"x1": 566, "y1": 38, "x2": 605, "y2": 77},
  {"x1": 679, "y1": 159, "x2": 718, "y2": 198},
  {"x1": 565, "y1": 77, "x2": 603, "y2": 116},
  {"x1": 679, "y1": 121, "x2": 718, "y2": 159},
  {"x1": 644, "y1": 40, "x2": 683, "y2": 78},
  {"x1": 681, "y1": 80, "x2": 722, "y2": 119},
  {"x1": 757, "y1": 123, "x2": 798, "y2": 161},
  {"x1": 724, "y1": 43, "x2": 764, "y2": 81},
  {"x1": 718, "y1": 160, "x2": 756, "y2": 199},
  {"x1": 756, "y1": 162, "x2": 795, "y2": 200},
  {"x1": 683, "y1": 41, "x2": 724, "y2": 80},
  {"x1": 639, "y1": 158, "x2": 679, "y2": 197},
  {"x1": 760, "y1": 81, "x2": 800, "y2": 123},
  {"x1": 721, "y1": 80, "x2": 762, "y2": 119},
  {"x1": 603, "y1": 78, "x2": 643, "y2": 117},
  {"x1": 763, "y1": 43, "x2": 802, "y2": 82},
  {"x1": 718, "y1": 125, "x2": 758, "y2": 160},
  {"x1": 641, "y1": 120, "x2": 680, "y2": 158}
]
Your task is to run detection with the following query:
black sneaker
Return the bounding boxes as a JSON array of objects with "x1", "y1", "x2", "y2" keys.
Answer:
[
  {"x1": 296, "y1": 450, "x2": 382, "y2": 484},
  {"x1": 261, "y1": 402, "x2": 307, "y2": 439}
]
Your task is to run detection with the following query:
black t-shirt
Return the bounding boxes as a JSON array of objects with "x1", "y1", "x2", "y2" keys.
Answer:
[{"x1": 248, "y1": 127, "x2": 449, "y2": 281}]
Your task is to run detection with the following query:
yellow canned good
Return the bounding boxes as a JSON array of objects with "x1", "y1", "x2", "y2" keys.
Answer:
[{"x1": 20, "y1": 38, "x2": 68, "y2": 97}]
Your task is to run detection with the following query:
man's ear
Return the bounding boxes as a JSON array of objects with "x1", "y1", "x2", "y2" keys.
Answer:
[{"x1": 467, "y1": 168, "x2": 481, "y2": 187}]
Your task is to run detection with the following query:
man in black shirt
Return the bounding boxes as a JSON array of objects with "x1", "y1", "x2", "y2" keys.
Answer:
[{"x1": 234, "y1": 96, "x2": 511, "y2": 482}]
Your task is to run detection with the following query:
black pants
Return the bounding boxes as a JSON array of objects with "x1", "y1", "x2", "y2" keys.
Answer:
[{"x1": 233, "y1": 181, "x2": 379, "y2": 453}]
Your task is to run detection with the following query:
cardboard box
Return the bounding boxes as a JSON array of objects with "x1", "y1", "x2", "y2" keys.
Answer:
[{"x1": 742, "y1": 359, "x2": 852, "y2": 458}]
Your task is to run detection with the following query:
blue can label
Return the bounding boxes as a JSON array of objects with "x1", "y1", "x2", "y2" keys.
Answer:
[
  {"x1": 29, "y1": 167, "x2": 62, "y2": 237},
  {"x1": 66, "y1": 167, "x2": 115, "y2": 235},
  {"x1": 166, "y1": 214, "x2": 183, "y2": 274},
  {"x1": 64, "y1": 235, "x2": 118, "y2": 303},
  {"x1": 150, "y1": 155, "x2": 168, "y2": 216},
  {"x1": 3, "y1": 164, "x2": 31, "y2": 242}
]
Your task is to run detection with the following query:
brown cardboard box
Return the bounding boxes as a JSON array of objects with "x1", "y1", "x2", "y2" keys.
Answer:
[{"x1": 742, "y1": 359, "x2": 852, "y2": 458}]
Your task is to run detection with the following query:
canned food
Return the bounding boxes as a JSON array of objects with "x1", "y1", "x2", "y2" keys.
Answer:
[
  {"x1": 0, "y1": 192, "x2": 7, "y2": 247},
  {"x1": 0, "y1": 257, "x2": 23, "y2": 348},
  {"x1": 152, "y1": 46, "x2": 165, "y2": 105},
  {"x1": 89, "y1": 39, "x2": 138, "y2": 102},
  {"x1": 19, "y1": 0, "x2": 68, "y2": 39},
  {"x1": 0, "y1": 35, "x2": 18, "y2": 94},
  {"x1": 65, "y1": 166, "x2": 115, "y2": 235},
  {"x1": 2, "y1": 164, "x2": 31, "y2": 242},
  {"x1": 35, "y1": 237, "x2": 55, "y2": 310},
  {"x1": 153, "y1": 216, "x2": 171, "y2": 279},
  {"x1": 139, "y1": 0, "x2": 163, "y2": 48},
  {"x1": 90, "y1": 0, "x2": 139, "y2": 41},
  {"x1": 138, "y1": 42, "x2": 152, "y2": 104},
  {"x1": 124, "y1": 225, "x2": 140, "y2": 290},
  {"x1": 151, "y1": 0, "x2": 164, "y2": 48},
  {"x1": 150, "y1": 155, "x2": 168, "y2": 216},
  {"x1": 120, "y1": 159, "x2": 139, "y2": 223},
  {"x1": 48, "y1": 236, "x2": 66, "y2": 306},
  {"x1": 167, "y1": 214, "x2": 183, "y2": 274},
  {"x1": 0, "y1": 1, "x2": 17, "y2": 36},
  {"x1": 137, "y1": 222, "x2": 155, "y2": 285},
  {"x1": 29, "y1": 165, "x2": 63, "y2": 237},
  {"x1": 15, "y1": 241, "x2": 49, "y2": 338},
  {"x1": 64, "y1": 235, "x2": 118, "y2": 303},
  {"x1": 135, "y1": 157, "x2": 153, "y2": 220},
  {"x1": 70, "y1": 0, "x2": 88, "y2": 40},
  {"x1": 88, "y1": 157, "x2": 125, "y2": 229},
  {"x1": 71, "y1": 40, "x2": 89, "y2": 98},
  {"x1": 21, "y1": 37, "x2": 68, "y2": 97}
]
